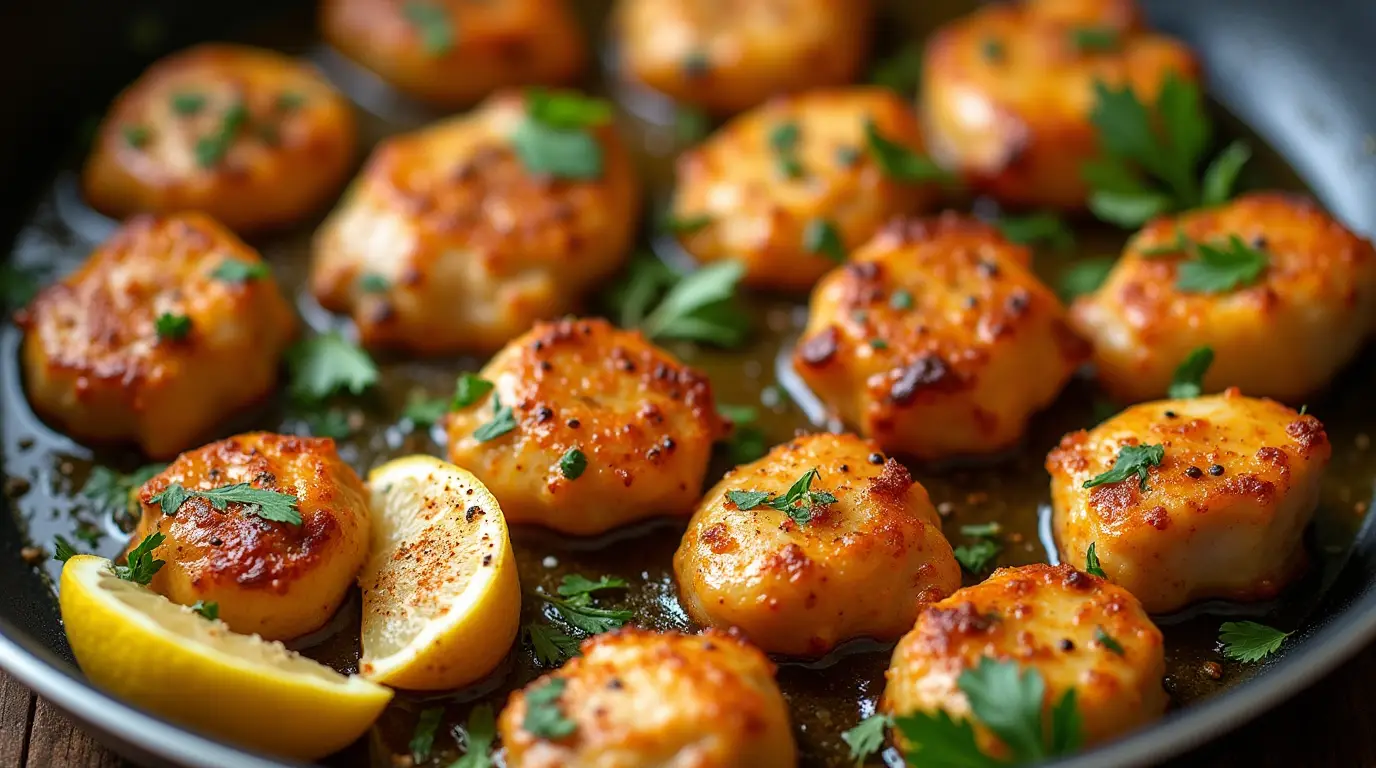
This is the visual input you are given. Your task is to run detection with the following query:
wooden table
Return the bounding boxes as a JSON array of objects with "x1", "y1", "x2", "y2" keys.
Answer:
[{"x1": 3, "y1": 643, "x2": 1374, "y2": 768}]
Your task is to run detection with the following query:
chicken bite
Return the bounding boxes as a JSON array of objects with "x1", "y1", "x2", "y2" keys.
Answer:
[
  {"x1": 884, "y1": 563, "x2": 1166, "y2": 754},
  {"x1": 311, "y1": 91, "x2": 640, "y2": 355},
  {"x1": 674, "y1": 433, "x2": 960, "y2": 656},
  {"x1": 320, "y1": 0, "x2": 586, "y2": 107},
  {"x1": 446, "y1": 317, "x2": 727, "y2": 535},
  {"x1": 1072, "y1": 193, "x2": 1376, "y2": 403},
  {"x1": 499, "y1": 629, "x2": 796, "y2": 768},
  {"x1": 1047, "y1": 389, "x2": 1330, "y2": 614},
  {"x1": 83, "y1": 44, "x2": 356, "y2": 233},
  {"x1": 130, "y1": 432, "x2": 371, "y2": 641},
  {"x1": 612, "y1": 0, "x2": 871, "y2": 116},
  {"x1": 792, "y1": 214, "x2": 1087, "y2": 460},
  {"x1": 16, "y1": 214, "x2": 297, "y2": 459},
  {"x1": 671, "y1": 87, "x2": 941, "y2": 292},
  {"x1": 921, "y1": 0, "x2": 1199, "y2": 208}
]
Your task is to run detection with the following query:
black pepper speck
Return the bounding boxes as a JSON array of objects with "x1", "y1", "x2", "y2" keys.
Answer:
[{"x1": 1209, "y1": 464, "x2": 1225, "y2": 476}]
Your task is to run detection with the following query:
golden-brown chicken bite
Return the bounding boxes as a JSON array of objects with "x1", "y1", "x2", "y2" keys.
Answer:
[
  {"x1": 674, "y1": 433, "x2": 960, "y2": 657},
  {"x1": 612, "y1": 0, "x2": 871, "y2": 116},
  {"x1": 311, "y1": 91, "x2": 640, "y2": 355},
  {"x1": 82, "y1": 44, "x2": 356, "y2": 233},
  {"x1": 883, "y1": 564, "x2": 1166, "y2": 753},
  {"x1": 921, "y1": 0, "x2": 1200, "y2": 209},
  {"x1": 499, "y1": 629, "x2": 796, "y2": 768},
  {"x1": 792, "y1": 215, "x2": 1087, "y2": 460},
  {"x1": 1047, "y1": 390, "x2": 1330, "y2": 614},
  {"x1": 1071, "y1": 193, "x2": 1376, "y2": 403},
  {"x1": 321, "y1": 0, "x2": 586, "y2": 107},
  {"x1": 672, "y1": 87, "x2": 941, "y2": 291},
  {"x1": 446, "y1": 318, "x2": 727, "y2": 535},
  {"x1": 130, "y1": 432, "x2": 371, "y2": 641},
  {"x1": 15, "y1": 214, "x2": 297, "y2": 459}
]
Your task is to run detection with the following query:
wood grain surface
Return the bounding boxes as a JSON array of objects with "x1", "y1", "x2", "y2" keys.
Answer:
[{"x1": 2, "y1": 643, "x2": 1373, "y2": 767}]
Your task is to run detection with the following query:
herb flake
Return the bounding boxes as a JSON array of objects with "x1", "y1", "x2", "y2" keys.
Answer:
[
  {"x1": 150, "y1": 482, "x2": 302, "y2": 525},
  {"x1": 1168, "y1": 346, "x2": 1214, "y2": 398},
  {"x1": 1219, "y1": 621, "x2": 1292, "y2": 662},
  {"x1": 523, "y1": 678, "x2": 576, "y2": 739},
  {"x1": 1083, "y1": 444, "x2": 1165, "y2": 491}
]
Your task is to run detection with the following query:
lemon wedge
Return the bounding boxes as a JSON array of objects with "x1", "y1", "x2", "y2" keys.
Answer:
[
  {"x1": 58, "y1": 554, "x2": 391, "y2": 760},
  {"x1": 360, "y1": 455, "x2": 520, "y2": 690}
]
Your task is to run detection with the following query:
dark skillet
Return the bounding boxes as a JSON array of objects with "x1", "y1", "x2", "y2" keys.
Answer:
[{"x1": 3, "y1": 0, "x2": 1376, "y2": 766}]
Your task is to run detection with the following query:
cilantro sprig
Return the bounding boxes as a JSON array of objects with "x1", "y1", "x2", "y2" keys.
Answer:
[
  {"x1": 1168, "y1": 346, "x2": 1214, "y2": 398},
  {"x1": 1082, "y1": 444, "x2": 1164, "y2": 491},
  {"x1": 511, "y1": 89, "x2": 613, "y2": 180},
  {"x1": 725, "y1": 468, "x2": 837, "y2": 526},
  {"x1": 1219, "y1": 621, "x2": 1292, "y2": 662},
  {"x1": 150, "y1": 483, "x2": 302, "y2": 525}
]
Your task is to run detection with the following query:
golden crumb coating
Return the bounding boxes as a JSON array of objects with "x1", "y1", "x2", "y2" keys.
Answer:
[
  {"x1": 884, "y1": 563, "x2": 1166, "y2": 753},
  {"x1": 672, "y1": 87, "x2": 940, "y2": 292},
  {"x1": 921, "y1": 0, "x2": 1199, "y2": 209},
  {"x1": 500, "y1": 629, "x2": 796, "y2": 768},
  {"x1": 310, "y1": 92, "x2": 640, "y2": 355},
  {"x1": 130, "y1": 433, "x2": 371, "y2": 641},
  {"x1": 15, "y1": 214, "x2": 297, "y2": 459},
  {"x1": 612, "y1": 0, "x2": 871, "y2": 116},
  {"x1": 446, "y1": 318, "x2": 727, "y2": 535},
  {"x1": 793, "y1": 214, "x2": 1087, "y2": 460},
  {"x1": 674, "y1": 433, "x2": 960, "y2": 657},
  {"x1": 83, "y1": 44, "x2": 356, "y2": 233},
  {"x1": 1072, "y1": 193, "x2": 1376, "y2": 403},
  {"x1": 320, "y1": 0, "x2": 586, "y2": 107},
  {"x1": 1047, "y1": 390, "x2": 1330, "y2": 614}
]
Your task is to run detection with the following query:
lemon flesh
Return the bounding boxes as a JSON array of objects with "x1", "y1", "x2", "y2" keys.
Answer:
[
  {"x1": 360, "y1": 455, "x2": 520, "y2": 690},
  {"x1": 58, "y1": 555, "x2": 392, "y2": 760}
]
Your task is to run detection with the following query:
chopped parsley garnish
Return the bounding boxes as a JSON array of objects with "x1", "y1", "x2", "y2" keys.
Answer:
[
  {"x1": 511, "y1": 89, "x2": 613, "y2": 180},
  {"x1": 452, "y1": 705, "x2": 496, "y2": 768},
  {"x1": 154, "y1": 312, "x2": 191, "y2": 341},
  {"x1": 889, "y1": 289, "x2": 914, "y2": 310},
  {"x1": 680, "y1": 50, "x2": 711, "y2": 78},
  {"x1": 1058, "y1": 257, "x2": 1115, "y2": 301},
  {"x1": 639, "y1": 260, "x2": 750, "y2": 347},
  {"x1": 523, "y1": 678, "x2": 576, "y2": 739},
  {"x1": 954, "y1": 523, "x2": 1003, "y2": 575},
  {"x1": 116, "y1": 532, "x2": 166, "y2": 585},
  {"x1": 1168, "y1": 346, "x2": 1214, "y2": 398},
  {"x1": 84, "y1": 463, "x2": 166, "y2": 518},
  {"x1": 835, "y1": 145, "x2": 862, "y2": 167},
  {"x1": 402, "y1": 394, "x2": 448, "y2": 428},
  {"x1": 543, "y1": 592, "x2": 632, "y2": 634},
  {"x1": 409, "y1": 706, "x2": 445, "y2": 763},
  {"x1": 1084, "y1": 73, "x2": 1251, "y2": 227},
  {"x1": 357, "y1": 273, "x2": 391, "y2": 293},
  {"x1": 453, "y1": 374, "x2": 495, "y2": 408},
  {"x1": 1070, "y1": 26, "x2": 1120, "y2": 53},
  {"x1": 863, "y1": 118, "x2": 948, "y2": 182},
  {"x1": 1085, "y1": 542, "x2": 1106, "y2": 578},
  {"x1": 769, "y1": 120, "x2": 804, "y2": 178},
  {"x1": 662, "y1": 213, "x2": 712, "y2": 235},
  {"x1": 170, "y1": 92, "x2": 206, "y2": 115},
  {"x1": 1083, "y1": 444, "x2": 1165, "y2": 491},
  {"x1": 868, "y1": 338, "x2": 888, "y2": 350},
  {"x1": 526, "y1": 574, "x2": 632, "y2": 666},
  {"x1": 526, "y1": 623, "x2": 582, "y2": 667},
  {"x1": 0, "y1": 264, "x2": 44, "y2": 310},
  {"x1": 803, "y1": 218, "x2": 846, "y2": 263},
  {"x1": 1219, "y1": 621, "x2": 1292, "y2": 662},
  {"x1": 981, "y1": 37, "x2": 1006, "y2": 63},
  {"x1": 1095, "y1": 626, "x2": 1125, "y2": 655},
  {"x1": 53, "y1": 535, "x2": 79, "y2": 563},
  {"x1": 190, "y1": 600, "x2": 219, "y2": 620},
  {"x1": 150, "y1": 483, "x2": 302, "y2": 525},
  {"x1": 894, "y1": 657, "x2": 1083, "y2": 764},
  {"x1": 725, "y1": 468, "x2": 837, "y2": 525},
  {"x1": 302, "y1": 408, "x2": 353, "y2": 440},
  {"x1": 286, "y1": 333, "x2": 379, "y2": 401},
  {"x1": 559, "y1": 448, "x2": 587, "y2": 480},
  {"x1": 122, "y1": 124, "x2": 151, "y2": 149},
  {"x1": 841, "y1": 713, "x2": 891, "y2": 765},
  {"x1": 868, "y1": 44, "x2": 923, "y2": 94},
  {"x1": 194, "y1": 101, "x2": 248, "y2": 168},
  {"x1": 473, "y1": 396, "x2": 517, "y2": 442},
  {"x1": 1176, "y1": 235, "x2": 1269, "y2": 293},
  {"x1": 674, "y1": 107, "x2": 710, "y2": 143},
  {"x1": 210, "y1": 258, "x2": 270, "y2": 284},
  {"x1": 556, "y1": 574, "x2": 628, "y2": 598},
  {"x1": 717, "y1": 404, "x2": 767, "y2": 463},
  {"x1": 996, "y1": 213, "x2": 1076, "y2": 250},
  {"x1": 402, "y1": 1, "x2": 454, "y2": 56},
  {"x1": 960, "y1": 522, "x2": 1002, "y2": 538}
]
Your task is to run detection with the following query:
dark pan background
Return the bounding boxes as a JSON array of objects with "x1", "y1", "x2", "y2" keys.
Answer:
[{"x1": 2, "y1": 1, "x2": 1376, "y2": 766}]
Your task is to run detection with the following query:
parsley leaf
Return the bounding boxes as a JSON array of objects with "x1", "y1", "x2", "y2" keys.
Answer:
[
  {"x1": 960, "y1": 522, "x2": 1002, "y2": 538},
  {"x1": 190, "y1": 600, "x2": 219, "y2": 620},
  {"x1": 0, "y1": 264, "x2": 44, "y2": 310},
  {"x1": 523, "y1": 678, "x2": 576, "y2": 739},
  {"x1": 803, "y1": 219, "x2": 846, "y2": 263},
  {"x1": 150, "y1": 482, "x2": 302, "y2": 525},
  {"x1": 842, "y1": 713, "x2": 891, "y2": 765},
  {"x1": 769, "y1": 121, "x2": 804, "y2": 178},
  {"x1": 726, "y1": 489, "x2": 773, "y2": 510},
  {"x1": 53, "y1": 535, "x2": 79, "y2": 563},
  {"x1": 954, "y1": 539, "x2": 1001, "y2": 575},
  {"x1": 674, "y1": 107, "x2": 710, "y2": 143},
  {"x1": 403, "y1": 394, "x2": 448, "y2": 428},
  {"x1": 402, "y1": 2, "x2": 454, "y2": 56},
  {"x1": 1176, "y1": 235, "x2": 1269, "y2": 293},
  {"x1": 1095, "y1": 626, "x2": 1125, "y2": 655},
  {"x1": 717, "y1": 404, "x2": 767, "y2": 463},
  {"x1": 84, "y1": 464, "x2": 166, "y2": 518},
  {"x1": 1069, "y1": 26, "x2": 1120, "y2": 53},
  {"x1": 170, "y1": 91, "x2": 205, "y2": 115},
  {"x1": 1168, "y1": 346, "x2": 1214, "y2": 398},
  {"x1": 1083, "y1": 444, "x2": 1164, "y2": 491},
  {"x1": 725, "y1": 468, "x2": 836, "y2": 525},
  {"x1": 895, "y1": 708, "x2": 997, "y2": 768},
  {"x1": 996, "y1": 213, "x2": 1075, "y2": 250},
  {"x1": 194, "y1": 101, "x2": 247, "y2": 168},
  {"x1": 1058, "y1": 257, "x2": 1115, "y2": 301},
  {"x1": 545, "y1": 595, "x2": 634, "y2": 635},
  {"x1": 1219, "y1": 621, "x2": 1292, "y2": 662},
  {"x1": 640, "y1": 261, "x2": 750, "y2": 347},
  {"x1": 1201, "y1": 140, "x2": 1252, "y2": 205},
  {"x1": 889, "y1": 289, "x2": 914, "y2": 310},
  {"x1": 602, "y1": 252, "x2": 678, "y2": 328},
  {"x1": 863, "y1": 119, "x2": 948, "y2": 182},
  {"x1": 358, "y1": 273, "x2": 390, "y2": 293},
  {"x1": 287, "y1": 333, "x2": 379, "y2": 401},
  {"x1": 122, "y1": 124, "x2": 151, "y2": 148},
  {"x1": 452, "y1": 705, "x2": 496, "y2": 768},
  {"x1": 116, "y1": 532, "x2": 166, "y2": 585},
  {"x1": 512, "y1": 89, "x2": 612, "y2": 180},
  {"x1": 559, "y1": 448, "x2": 587, "y2": 479},
  {"x1": 210, "y1": 258, "x2": 270, "y2": 284},
  {"x1": 526, "y1": 622, "x2": 582, "y2": 667},
  {"x1": 958, "y1": 657, "x2": 1083, "y2": 761},
  {"x1": 154, "y1": 312, "x2": 191, "y2": 341},
  {"x1": 869, "y1": 44, "x2": 923, "y2": 94},
  {"x1": 556, "y1": 574, "x2": 628, "y2": 599},
  {"x1": 473, "y1": 396, "x2": 517, "y2": 442},
  {"x1": 1049, "y1": 688, "x2": 1085, "y2": 754},
  {"x1": 302, "y1": 408, "x2": 353, "y2": 440},
  {"x1": 410, "y1": 706, "x2": 444, "y2": 763},
  {"x1": 453, "y1": 374, "x2": 494, "y2": 408},
  {"x1": 1085, "y1": 542, "x2": 1106, "y2": 578}
]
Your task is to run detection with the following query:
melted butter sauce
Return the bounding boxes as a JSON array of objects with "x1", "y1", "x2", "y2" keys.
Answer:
[{"x1": 3, "y1": 2, "x2": 1376, "y2": 766}]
